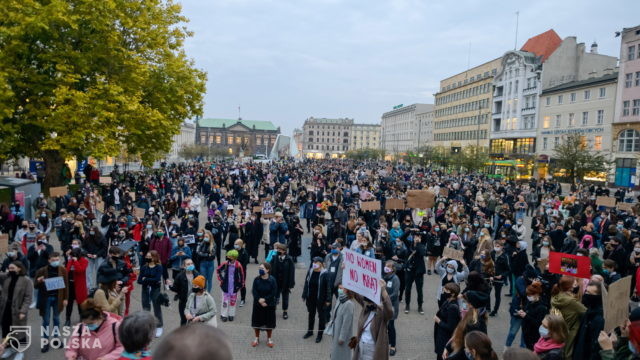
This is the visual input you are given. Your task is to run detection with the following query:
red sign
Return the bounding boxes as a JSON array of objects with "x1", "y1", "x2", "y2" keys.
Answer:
[{"x1": 548, "y1": 251, "x2": 591, "y2": 279}]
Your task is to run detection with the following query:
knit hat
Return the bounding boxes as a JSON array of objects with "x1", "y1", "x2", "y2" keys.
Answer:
[
  {"x1": 226, "y1": 250, "x2": 239, "y2": 259},
  {"x1": 465, "y1": 290, "x2": 490, "y2": 309},
  {"x1": 192, "y1": 275, "x2": 206, "y2": 289}
]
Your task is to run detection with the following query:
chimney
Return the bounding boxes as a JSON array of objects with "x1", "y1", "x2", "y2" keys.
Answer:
[{"x1": 590, "y1": 42, "x2": 598, "y2": 54}]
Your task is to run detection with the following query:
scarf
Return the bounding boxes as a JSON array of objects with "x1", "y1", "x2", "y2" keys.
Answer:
[
  {"x1": 339, "y1": 293, "x2": 349, "y2": 303},
  {"x1": 533, "y1": 337, "x2": 563, "y2": 354}
]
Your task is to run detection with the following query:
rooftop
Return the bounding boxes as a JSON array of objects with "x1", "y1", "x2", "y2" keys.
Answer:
[
  {"x1": 520, "y1": 29, "x2": 562, "y2": 62},
  {"x1": 541, "y1": 72, "x2": 618, "y2": 94},
  {"x1": 197, "y1": 118, "x2": 278, "y2": 131}
]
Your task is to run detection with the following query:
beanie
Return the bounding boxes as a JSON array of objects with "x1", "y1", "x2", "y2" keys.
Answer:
[{"x1": 192, "y1": 275, "x2": 206, "y2": 289}]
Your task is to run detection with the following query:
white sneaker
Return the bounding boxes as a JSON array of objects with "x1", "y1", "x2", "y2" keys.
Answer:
[
  {"x1": 155, "y1": 327, "x2": 163, "y2": 338},
  {"x1": 14, "y1": 353, "x2": 24, "y2": 360},
  {"x1": 1, "y1": 348, "x2": 16, "y2": 359},
  {"x1": 29, "y1": 302, "x2": 36, "y2": 309}
]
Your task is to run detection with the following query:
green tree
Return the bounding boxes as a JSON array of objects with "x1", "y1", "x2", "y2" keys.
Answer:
[
  {"x1": 0, "y1": 0, "x2": 207, "y2": 188},
  {"x1": 459, "y1": 145, "x2": 490, "y2": 173},
  {"x1": 552, "y1": 134, "x2": 610, "y2": 183}
]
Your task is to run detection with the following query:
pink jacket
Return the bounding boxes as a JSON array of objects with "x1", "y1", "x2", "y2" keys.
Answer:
[{"x1": 65, "y1": 312, "x2": 123, "y2": 360}]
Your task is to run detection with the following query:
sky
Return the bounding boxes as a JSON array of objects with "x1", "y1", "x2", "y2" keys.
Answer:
[{"x1": 178, "y1": 0, "x2": 640, "y2": 137}]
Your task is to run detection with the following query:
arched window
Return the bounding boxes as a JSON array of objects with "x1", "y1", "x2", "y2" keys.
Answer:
[{"x1": 618, "y1": 129, "x2": 640, "y2": 152}]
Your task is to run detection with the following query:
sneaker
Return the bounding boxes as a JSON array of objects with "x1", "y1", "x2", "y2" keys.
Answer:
[
  {"x1": 283, "y1": 312, "x2": 289, "y2": 320},
  {"x1": 228, "y1": 316, "x2": 234, "y2": 322},
  {"x1": 390, "y1": 348, "x2": 396, "y2": 356},
  {"x1": 251, "y1": 338, "x2": 259, "y2": 347},
  {"x1": 1, "y1": 348, "x2": 16, "y2": 359},
  {"x1": 418, "y1": 306, "x2": 424, "y2": 315},
  {"x1": 30, "y1": 302, "x2": 36, "y2": 309},
  {"x1": 303, "y1": 331, "x2": 314, "y2": 339},
  {"x1": 155, "y1": 327, "x2": 163, "y2": 338},
  {"x1": 267, "y1": 339, "x2": 274, "y2": 348},
  {"x1": 239, "y1": 300, "x2": 246, "y2": 307},
  {"x1": 404, "y1": 306, "x2": 409, "y2": 314},
  {"x1": 221, "y1": 316, "x2": 228, "y2": 322},
  {"x1": 427, "y1": 270, "x2": 432, "y2": 275},
  {"x1": 489, "y1": 311, "x2": 497, "y2": 317}
]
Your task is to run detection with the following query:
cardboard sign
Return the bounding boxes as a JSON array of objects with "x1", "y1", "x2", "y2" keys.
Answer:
[
  {"x1": 99, "y1": 176, "x2": 113, "y2": 184},
  {"x1": 341, "y1": 249, "x2": 382, "y2": 305},
  {"x1": 0, "y1": 233, "x2": 8, "y2": 255},
  {"x1": 253, "y1": 206, "x2": 263, "y2": 214},
  {"x1": 604, "y1": 276, "x2": 632, "y2": 332},
  {"x1": 262, "y1": 201, "x2": 274, "y2": 218},
  {"x1": 406, "y1": 190, "x2": 435, "y2": 209},
  {"x1": 439, "y1": 188, "x2": 449, "y2": 197},
  {"x1": 44, "y1": 276, "x2": 66, "y2": 291},
  {"x1": 134, "y1": 207, "x2": 146, "y2": 219},
  {"x1": 596, "y1": 196, "x2": 616, "y2": 208},
  {"x1": 129, "y1": 192, "x2": 136, "y2": 201},
  {"x1": 360, "y1": 201, "x2": 381, "y2": 212},
  {"x1": 617, "y1": 202, "x2": 635, "y2": 213},
  {"x1": 442, "y1": 247, "x2": 464, "y2": 261},
  {"x1": 49, "y1": 186, "x2": 68, "y2": 198},
  {"x1": 385, "y1": 198, "x2": 405, "y2": 210},
  {"x1": 548, "y1": 251, "x2": 591, "y2": 279}
]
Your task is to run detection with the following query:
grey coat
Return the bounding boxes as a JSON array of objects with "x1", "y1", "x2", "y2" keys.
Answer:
[
  {"x1": 383, "y1": 274, "x2": 400, "y2": 320},
  {"x1": 0, "y1": 273, "x2": 33, "y2": 329},
  {"x1": 329, "y1": 299, "x2": 355, "y2": 360}
]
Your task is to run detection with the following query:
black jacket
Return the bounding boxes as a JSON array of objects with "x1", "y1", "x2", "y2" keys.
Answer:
[
  {"x1": 269, "y1": 255, "x2": 295, "y2": 291},
  {"x1": 170, "y1": 269, "x2": 201, "y2": 303},
  {"x1": 573, "y1": 306, "x2": 604, "y2": 360},
  {"x1": 97, "y1": 258, "x2": 132, "y2": 285},
  {"x1": 510, "y1": 249, "x2": 529, "y2": 278},
  {"x1": 491, "y1": 251, "x2": 510, "y2": 283},
  {"x1": 27, "y1": 244, "x2": 53, "y2": 278},
  {"x1": 434, "y1": 299, "x2": 460, "y2": 355},
  {"x1": 522, "y1": 300, "x2": 548, "y2": 350},
  {"x1": 301, "y1": 269, "x2": 332, "y2": 306}
]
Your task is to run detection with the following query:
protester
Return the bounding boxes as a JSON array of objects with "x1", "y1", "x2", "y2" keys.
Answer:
[
  {"x1": 185, "y1": 275, "x2": 218, "y2": 327},
  {"x1": 269, "y1": 242, "x2": 295, "y2": 319},
  {"x1": 0, "y1": 261, "x2": 32, "y2": 360},
  {"x1": 116, "y1": 311, "x2": 156, "y2": 360},
  {"x1": 434, "y1": 283, "x2": 461, "y2": 360},
  {"x1": 195, "y1": 232, "x2": 216, "y2": 292},
  {"x1": 65, "y1": 247, "x2": 88, "y2": 326},
  {"x1": 464, "y1": 331, "x2": 499, "y2": 360},
  {"x1": 302, "y1": 256, "x2": 332, "y2": 343},
  {"x1": 169, "y1": 257, "x2": 199, "y2": 325},
  {"x1": 35, "y1": 251, "x2": 69, "y2": 353},
  {"x1": 64, "y1": 299, "x2": 123, "y2": 360},
  {"x1": 383, "y1": 260, "x2": 401, "y2": 356},
  {"x1": 518, "y1": 281, "x2": 548, "y2": 350},
  {"x1": 94, "y1": 267, "x2": 128, "y2": 316},
  {"x1": 251, "y1": 262, "x2": 278, "y2": 348},
  {"x1": 327, "y1": 284, "x2": 355, "y2": 360},
  {"x1": 533, "y1": 313, "x2": 567, "y2": 360},
  {"x1": 351, "y1": 280, "x2": 393, "y2": 360},
  {"x1": 169, "y1": 237, "x2": 192, "y2": 279},
  {"x1": 551, "y1": 276, "x2": 586, "y2": 359},
  {"x1": 138, "y1": 250, "x2": 164, "y2": 337},
  {"x1": 216, "y1": 249, "x2": 244, "y2": 322},
  {"x1": 573, "y1": 280, "x2": 605, "y2": 360},
  {"x1": 154, "y1": 324, "x2": 233, "y2": 360}
]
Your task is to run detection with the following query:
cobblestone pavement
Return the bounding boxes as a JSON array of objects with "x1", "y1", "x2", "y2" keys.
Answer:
[{"x1": 14, "y1": 214, "x2": 524, "y2": 360}]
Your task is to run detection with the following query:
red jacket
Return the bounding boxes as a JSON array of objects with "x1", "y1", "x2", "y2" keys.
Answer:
[
  {"x1": 149, "y1": 236, "x2": 172, "y2": 265},
  {"x1": 131, "y1": 223, "x2": 143, "y2": 242},
  {"x1": 66, "y1": 257, "x2": 89, "y2": 305}
]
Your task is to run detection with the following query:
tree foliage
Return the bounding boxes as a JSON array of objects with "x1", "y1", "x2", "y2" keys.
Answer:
[
  {"x1": 178, "y1": 144, "x2": 228, "y2": 160},
  {"x1": 552, "y1": 134, "x2": 610, "y2": 183},
  {"x1": 0, "y1": 0, "x2": 207, "y2": 187},
  {"x1": 344, "y1": 148, "x2": 386, "y2": 160}
]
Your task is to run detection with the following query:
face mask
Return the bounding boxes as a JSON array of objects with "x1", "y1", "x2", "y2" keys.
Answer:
[
  {"x1": 582, "y1": 293, "x2": 602, "y2": 308},
  {"x1": 186, "y1": 265, "x2": 195, "y2": 271},
  {"x1": 89, "y1": 231, "x2": 95, "y2": 235},
  {"x1": 29, "y1": 227, "x2": 35, "y2": 231},
  {"x1": 192, "y1": 287, "x2": 202, "y2": 293},
  {"x1": 41, "y1": 213, "x2": 47, "y2": 218},
  {"x1": 517, "y1": 221, "x2": 523, "y2": 225},
  {"x1": 337, "y1": 288, "x2": 344, "y2": 297},
  {"x1": 484, "y1": 224, "x2": 490, "y2": 228},
  {"x1": 527, "y1": 295, "x2": 536, "y2": 302},
  {"x1": 384, "y1": 266, "x2": 393, "y2": 273},
  {"x1": 434, "y1": 227, "x2": 440, "y2": 232},
  {"x1": 259, "y1": 269, "x2": 266, "y2": 276},
  {"x1": 504, "y1": 224, "x2": 511, "y2": 228},
  {"x1": 86, "y1": 323, "x2": 100, "y2": 332},
  {"x1": 539, "y1": 325, "x2": 549, "y2": 338},
  {"x1": 542, "y1": 241, "x2": 549, "y2": 246},
  {"x1": 145, "y1": 258, "x2": 152, "y2": 263},
  {"x1": 203, "y1": 238, "x2": 210, "y2": 242},
  {"x1": 312, "y1": 263, "x2": 320, "y2": 270},
  {"x1": 446, "y1": 267, "x2": 455, "y2": 274},
  {"x1": 234, "y1": 244, "x2": 241, "y2": 250},
  {"x1": 451, "y1": 241, "x2": 459, "y2": 246},
  {"x1": 331, "y1": 249, "x2": 339, "y2": 255},
  {"x1": 480, "y1": 254, "x2": 486, "y2": 260},
  {"x1": 440, "y1": 292, "x2": 450, "y2": 302},
  {"x1": 635, "y1": 248, "x2": 640, "y2": 254},
  {"x1": 146, "y1": 225, "x2": 152, "y2": 229},
  {"x1": 473, "y1": 223, "x2": 479, "y2": 227},
  {"x1": 464, "y1": 228, "x2": 470, "y2": 232},
  {"x1": 71, "y1": 244, "x2": 80, "y2": 249},
  {"x1": 494, "y1": 247, "x2": 502, "y2": 252},
  {"x1": 464, "y1": 349, "x2": 474, "y2": 360},
  {"x1": 7, "y1": 251, "x2": 16, "y2": 258},
  {"x1": 157, "y1": 232, "x2": 164, "y2": 237},
  {"x1": 602, "y1": 269, "x2": 610, "y2": 275},
  {"x1": 50, "y1": 261, "x2": 60, "y2": 267},
  {"x1": 197, "y1": 232, "x2": 203, "y2": 237},
  {"x1": 617, "y1": 224, "x2": 624, "y2": 230}
]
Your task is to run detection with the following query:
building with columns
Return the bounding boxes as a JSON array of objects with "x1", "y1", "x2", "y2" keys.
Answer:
[
  {"x1": 302, "y1": 117, "x2": 353, "y2": 158},
  {"x1": 195, "y1": 118, "x2": 280, "y2": 157},
  {"x1": 168, "y1": 122, "x2": 196, "y2": 160}
]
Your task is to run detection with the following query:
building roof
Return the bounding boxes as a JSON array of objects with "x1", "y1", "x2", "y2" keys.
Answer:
[
  {"x1": 305, "y1": 117, "x2": 354, "y2": 124},
  {"x1": 197, "y1": 118, "x2": 278, "y2": 131},
  {"x1": 520, "y1": 29, "x2": 562, "y2": 62},
  {"x1": 541, "y1": 72, "x2": 618, "y2": 95}
]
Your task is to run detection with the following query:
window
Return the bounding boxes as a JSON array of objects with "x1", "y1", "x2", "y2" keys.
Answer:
[
  {"x1": 636, "y1": 72, "x2": 640, "y2": 87},
  {"x1": 570, "y1": 92, "x2": 576, "y2": 102},
  {"x1": 554, "y1": 137, "x2": 559, "y2": 147},
  {"x1": 309, "y1": 131, "x2": 314, "y2": 136},
  {"x1": 626, "y1": 73, "x2": 633, "y2": 88},
  {"x1": 568, "y1": 113, "x2": 575, "y2": 126},
  {"x1": 256, "y1": 137, "x2": 262, "y2": 145},
  {"x1": 599, "y1": 87, "x2": 606, "y2": 98},
  {"x1": 558, "y1": 95, "x2": 563, "y2": 104},
  {"x1": 624, "y1": 101, "x2": 631, "y2": 116},
  {"x1": 597, "y1": 110, "x2": 604, "y2": 124},
  {"x1": 582, "y1": 111, "x2": 589, "y2": 125},
  {"x1": 543, "y1": 116, "x2": 550, "y2": 128},
  {"x1": 227, "y1": 136, "x2": 233, "y2": 144},
  {"x1": 543, "y1": 137, "x2": 548, "y2": 150},
  {"x1": 546, "y1": 97, "x2": 551, "y2": 106},
  {"x1": 216, "y1": 135, "x2": 221, "y2": 144},
  {"x1": 619, "y1": 129, "x2": 640, "y2": 152},
  {"x1": 555, "y1": 115, "x2": 561, "y2": 127},
  {"x1": 634, "y1": 100, "x2": 640, "y2": 116},
  {"x1": 584, "y1": 90, "x2": 591, "y2": 100},
  {"x1": 594, "y1": 136, "x2": 602, "y2": 151},
  {"x1": 200, "y1": 134, "x2": 206, "y2": 144},
  {"x1": 629, "y1": 45, "x2": 636, "y2": 61}
]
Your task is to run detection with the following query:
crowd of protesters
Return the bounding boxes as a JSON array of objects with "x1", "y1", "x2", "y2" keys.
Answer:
[{"x1": 1, "y1": 158, "x2": 640, "y2": 359}]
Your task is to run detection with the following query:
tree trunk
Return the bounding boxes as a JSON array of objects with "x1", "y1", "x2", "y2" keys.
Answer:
[{"x1": 42, "y1": 150, "x2": 66, "y2": 190}]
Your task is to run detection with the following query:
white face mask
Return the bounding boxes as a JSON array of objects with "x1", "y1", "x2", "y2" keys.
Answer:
[{"x1": 527, "y1": 295, "x2": 536, "y2": 302}]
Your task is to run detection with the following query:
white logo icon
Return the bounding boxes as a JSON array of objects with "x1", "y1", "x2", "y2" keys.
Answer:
[{"x1": 6, "y1": 326, "x2": 31, "y2": 353}]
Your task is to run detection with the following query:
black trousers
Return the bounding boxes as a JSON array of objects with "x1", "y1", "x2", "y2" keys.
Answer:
[
  {"x1": 306, "y1": 301, "x2": 327, "y2": 333},
  {"x1": 178, "y1": 299, "x2": 187, "y2": 326},
  {"x1": 405, "y1": 271, "x2": 424, "y2": 307},
  {"x1": 65, "y1": 282, "x2": 80, "y2": 320},
  {"x1": 276, "y1": 286, "x2": 290, "y2": 311},
  {"x1": 388, "y1": 319, "x2": 396, "y2": 347},
  {"x1": 492, "y1": 282, "x2": 503, "y2": 313},
  {"x1": 397, "y1": 269, "x2": 406, "y2": 301}
]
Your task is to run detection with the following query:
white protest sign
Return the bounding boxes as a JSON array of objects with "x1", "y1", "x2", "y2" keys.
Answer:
[
  {"x1": 44, "y1": 276, "x2": 66, "y2": 291},
  {"x1": 341, "y1": 249, "x2": 382, "y2": 305}
]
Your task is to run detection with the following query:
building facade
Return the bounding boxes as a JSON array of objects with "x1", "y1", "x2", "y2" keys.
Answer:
[
  {"x1": 380, "y1": 104, "x2": 433, "y2": 154},
  {"x1": 612, "y1": 25, "x2": 640, "y2": 188},
  {"x1": 416, "y1": 110, "x2": 435, "y2": 145},
  {"x1": 292, "y1": 128, "x2": 304, "y2": 158},
  {"x1": 537, "y1": 72, "x2": 618, "y2": 179},
  {"x1": 168, "y1": 122, "x2": 196, "y2": 160},
  {"x1": 302, "y1": 117, "x2": 354, "y2": 159},
  {"x1": 350, "y1": 123, "x2": 381, "y2": 150},
  {"x1": 433, "y1": 58, "x2": 501, "y2": 152},
  {"x1": 195, "y1": 118, "x2": 280, "y2": 157}
]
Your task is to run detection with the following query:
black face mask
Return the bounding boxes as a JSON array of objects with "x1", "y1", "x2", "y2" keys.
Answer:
[
  {"x1": 9, "y1": 271, "x2": 18, "y2": 278},
  {"x1": 582, "y1": 293, "x2": 602, "y2": 308},
  {"x1": 144, "y1": 258, "x2": 152, "y2": 263},
  {"x1": 192, "y1": 287, "x2": 202, "y2": 293},
  {"x1": 440, "y1": 293, "x2": 450, "y2": 303}
]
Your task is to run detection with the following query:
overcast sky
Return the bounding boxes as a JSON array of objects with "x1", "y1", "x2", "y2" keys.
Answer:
[{"x1": 179, "y1": 0, "x2": 639, "y2": 136}]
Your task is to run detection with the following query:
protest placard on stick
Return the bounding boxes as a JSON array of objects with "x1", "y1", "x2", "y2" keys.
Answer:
[
  {"x1": 443, "y1": 247, "x2": 464, "y2": 262},
  {"x1": 341, "y1": 249, "x2": 382, "y2": 305},
  {"x1": 406, "y1": 190, "x2": 435, "y2": 209},
  {"x1": 385, "y1": 198, "x2": 405, "y2": 210},
  {"x1": 548, "y1": 251, "x2": 591, "y2": 279},
  {"x1": 596, "y1": 196, "x2": 616, "y2": 208},
  {"x1": 135, "y1": 207, "x2": 146, "y2": 219},
  {"x1": 49, "y1": 186, "x2": 68, "y2": 198},
  {"x1": 0, "y1": 234, "x2": 8, "y2": 255},
  {"x1": 360, "y1": 201, "x2": 381, "y2": 211},
  {"x1": 604, "y1": 276, "x2": 632, "y2": 332}
]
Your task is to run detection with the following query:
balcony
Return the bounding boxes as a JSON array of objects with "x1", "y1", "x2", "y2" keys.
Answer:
[
  {"x1": 523, "y1": 86, "x2": 538, "y2": 93},
  {"x1": 493, "y1": 93, "x2": 503, "y2": 100},
  {"x1": 521, "y1": 106, "x2": 536, "y2": 114}
]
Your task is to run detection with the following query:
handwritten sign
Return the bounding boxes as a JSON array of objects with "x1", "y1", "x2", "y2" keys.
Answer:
[
  {"x1": 617, "y1": 202, "x2": 634, "y2": 213},
  {"x1": 596, "y1": 196, "x2": 616, "y2": 208},
  {"x1": 360, "y1": 201, "x2": 381, "y2": 212},
  {"x1": 44, "y1": 276, "x2": 66, "y2": 291},
  {"x1": 443, "y1": 247, "x2": 464, "y2": 261},
  {"x1": 129, "y1": 192, "x2": 136, "y2": 201},
  {"x1": 385, "y1": 198, "x2": 405, "y2": 210},
  {"x1": 49, "y1": 186, "x2": 68, "y2": 198},
  {"x1": 341, "y1": 249, "x2": 382, "y2": 305},
  {"x1": 406, "y1": 190, "x2": 435, "y2": 209},
  {"x1": 262, "y1": 201, "x2": 274, "y2": 219},
  {"x1": 134, "y1": 207, "x2": 146, "y2": 219},
  {"x1": 253, "y1": 206, "x2": 263, "y2": 214},
  {"x1": 548, "y1": 251, "x2": 591, "y2": 279},
  {"x1": 99, "y1": 177, "x2": 113, "y2": 184},
  {"x1": 0, "y1": 233, "x2": 8, "y2": 255},
  {"x1": 604, "y1": 276, "x2": 632, "y2": 332}
]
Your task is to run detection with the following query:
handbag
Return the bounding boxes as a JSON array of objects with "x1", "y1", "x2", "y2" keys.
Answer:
[
  {"x1": 349, "y1": 315, "x2": 374, "y2": 349},
  {"x1": 324, "y1": 302, "x2": 343, "y2": 337}
]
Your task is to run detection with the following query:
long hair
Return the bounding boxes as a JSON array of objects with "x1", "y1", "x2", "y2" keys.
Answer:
[
  {"x1": 544, "y1": 314, "x2": 568, "y2": 344},
  {"x1": 551, "y1": 275, "x2": 575, "y2": 296},
  {"x1": 451, "y1": 307, "x2": 486, "y2": 352},
  {"x1": 464, "y1": 331, "x2": 498, "y2": 360}
]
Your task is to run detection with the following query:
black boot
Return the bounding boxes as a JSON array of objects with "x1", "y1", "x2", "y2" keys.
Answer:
[{"x1": 303, "y1": 331, "x2": 313, "y2": 339}]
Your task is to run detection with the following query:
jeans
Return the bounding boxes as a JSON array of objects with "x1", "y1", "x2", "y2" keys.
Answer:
[
  {"x1": 505, "y1": 315, "x2": 525, "y2": 347},
  {"x1": 200, "y1": 260, "x2": 215, "y2": 293},
  {"x1": 42, "y1": 296, "x2": 60, "y2": 338},
  {"x1": 388, "y1": 320, "x2": 396, "y2": 347},
  {"x1": 492, "y1": 282, "x2": 503, "y2": 313},
  {"x1": 404, "y1": 272, "x2": 424, "y2": 308},
  {"x1": 141, "y1": 285, "x2": 163, "y2": 327},
  {"x1": 87, "y1": 257, "x2": 105, "y2": 290}
]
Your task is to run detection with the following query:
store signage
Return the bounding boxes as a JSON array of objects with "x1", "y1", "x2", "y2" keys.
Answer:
[{"x1": 540, "y1": 127, "x2": 604, "y2": 135}]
